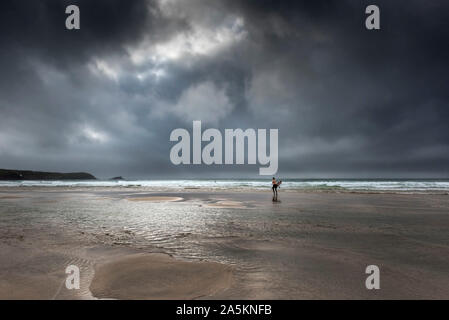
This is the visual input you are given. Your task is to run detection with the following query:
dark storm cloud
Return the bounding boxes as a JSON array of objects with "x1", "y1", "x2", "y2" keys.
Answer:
[
  {"x1": 224, "y1": 0, "x2": 449, "y2": 177},
  {"x1": 0, "y1": 0, "x2": 448, "y2": 178},
  {"x1": 0, "y1": 0, "x2": 184, "y2": 64}
]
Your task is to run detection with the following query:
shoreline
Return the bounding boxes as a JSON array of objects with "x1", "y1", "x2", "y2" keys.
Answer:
[{"x1": 0, "y1": 185, "x2": 448, "y2": 195}]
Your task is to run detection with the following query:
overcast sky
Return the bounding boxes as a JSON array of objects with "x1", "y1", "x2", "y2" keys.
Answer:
[{"x1": 0, "y1": 0, "x2": 448, "y2": 179}]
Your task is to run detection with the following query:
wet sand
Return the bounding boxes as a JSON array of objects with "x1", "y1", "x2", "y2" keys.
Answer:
[
  {"x1": 0, "y1": 188, "x2": 449, "y2": 299},
  {"x1": 126, "y1": 196, "x2": 183, "y2": 202},
  {"x1": 90, "y1": 253, "x2": 232, "y2": 300}
]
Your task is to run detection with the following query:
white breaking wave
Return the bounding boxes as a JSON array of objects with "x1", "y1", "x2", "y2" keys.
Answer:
[{"x1": 1, "y1": 179, "x2": 449, "y2": 192}]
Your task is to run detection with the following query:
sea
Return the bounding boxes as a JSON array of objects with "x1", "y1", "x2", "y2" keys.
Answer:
[{"x1": 1, "y1": 178, "x2": 449, "y2": 192}]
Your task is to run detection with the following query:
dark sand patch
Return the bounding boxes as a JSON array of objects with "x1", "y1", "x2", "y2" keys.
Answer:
[{"x1": 90, "y1": 253, "x2": 232, "y2": 299}]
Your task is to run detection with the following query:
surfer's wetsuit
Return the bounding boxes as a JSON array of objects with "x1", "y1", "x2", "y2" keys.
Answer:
[{"x1": 272, "y1": 179, "x2": 280, "y2": 199}]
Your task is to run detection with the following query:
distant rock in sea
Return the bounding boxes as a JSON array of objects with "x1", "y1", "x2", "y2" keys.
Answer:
[
  {"x1": 110, "y1": 176, "x2": 124, "y2": 180},
  {"x1": 0, "y1": 169, "x2": 96, "y2": 180}
]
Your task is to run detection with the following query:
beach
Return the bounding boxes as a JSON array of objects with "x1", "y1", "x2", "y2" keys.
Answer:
[{"x1": 1, "y1": 186, "x2": 449, "y2": 299}]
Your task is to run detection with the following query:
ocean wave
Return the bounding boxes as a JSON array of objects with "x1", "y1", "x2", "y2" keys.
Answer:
[{"x1": 1, "y1": 179, "x2": 449, "y2": 192}]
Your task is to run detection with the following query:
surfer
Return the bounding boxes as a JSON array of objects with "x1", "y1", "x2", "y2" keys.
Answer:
[{"x1": 272, "y1": 177, "x2": 282, "y2": 201}]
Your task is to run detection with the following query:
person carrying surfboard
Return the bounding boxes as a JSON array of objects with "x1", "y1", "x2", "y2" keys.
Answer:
[{"x1": 272, "y1": 177, "x2": 282, "y2": 201}]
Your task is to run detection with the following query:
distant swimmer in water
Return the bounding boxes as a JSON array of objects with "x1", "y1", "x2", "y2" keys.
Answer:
[{"x1": 272, "y1": 177, "x2": 282, "y2": 201}]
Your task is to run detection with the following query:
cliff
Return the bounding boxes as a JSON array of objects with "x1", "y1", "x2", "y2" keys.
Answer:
[{"x1": 0, "y1": 169, "x2": 96, "y2": 180}]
